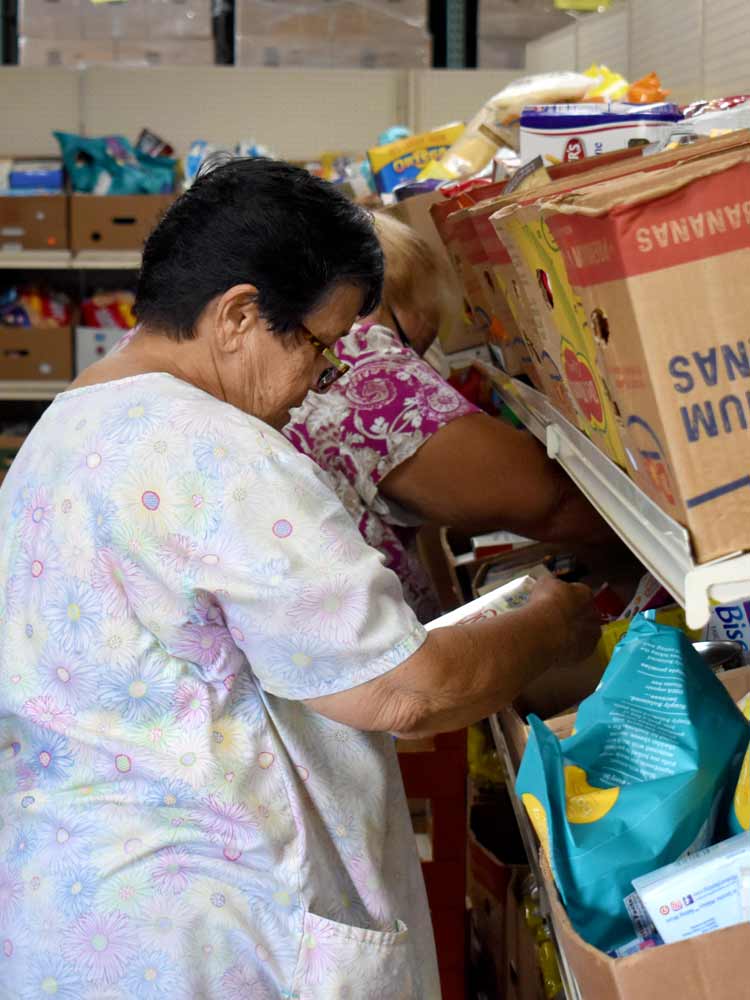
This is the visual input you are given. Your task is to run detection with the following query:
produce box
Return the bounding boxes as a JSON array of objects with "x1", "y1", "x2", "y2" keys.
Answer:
[
  {"x1": 0, "y1": 193, "x2": 68, "y2": 250},
  {"x1": 492, "y1": 199, "x2": 628, "y2": 469},
  {"x1": 543, "y1": 146, "x2": 750, "y2": 563},
  {"x1": 70, "y1": 194, "x2": 174, "y2": 252},
  {"x1": 0, "y1": 325, "x2": 73, "y2": 381},
  {"x1": 500, "y1": 668, "x2": 750, "y2": 1000}
]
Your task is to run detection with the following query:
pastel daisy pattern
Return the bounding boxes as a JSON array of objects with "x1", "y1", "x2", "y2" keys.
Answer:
[
  {"x1": 104, "y1": 394, "x2": 166, "y2": 445},
  {"x1": 158, "y1": 533, "x2": 198, "y2": 577},
  {"x1": 96, "y1": 866, "x2": 151, "y2": 917},
  {"x1": 220, "y1": 963, "x2": 276, "y2": 1000},
  {"x1": 19, "y1": 486, "x2": 55, "y2": 541},
  {"x1": 87, "y1": 492, "x2": 118, "y2": 545},
  {"x1": 97, "y1": 616, "x2": 142, "y2": 669},
  {"x1": 70, "y1": 432, "x2": 127, "y2": 483},
  {"x1": 294, "y1": 914, "x2": 349, "y2": 986},
  {"x1": 22, "y1": 694, "x2": 74, "y2": 733},
  {"x1": 99, "y1": 657, "x2": 174, "y2": 724},
  {"x1": 36, "y1": 809, "x2": 95, "y2": 873},
  {"x1": 91, "y1": 548, "x2": 144, "y2": 619},
  {"x1": 6, "y1": 823, "x2": 38, "y2": 870},
  {"x1": 174, "y1": 681, "x2": 211, "y2": 727},
  {"x1": 28, "y1": 732, "x2": 75, "y2": 786},
  {"x1": 165, "y1": 731, "x2": 218, "y2": 790},
  {"x1": 193, "y1": 794, "x2": 257, "y2": 853},
  {"x1": 246, "y1": 877, "x2": 302, "y2": 939},
  {"x1": 122, "y1": 948, "x2": 179, "y2": 999},
  {"x1": 173, "y1": 619, "x2": 235, "y2": 674},
  {"x1": 260, "y1": 632, "x2": 341, "y2": 697},
  {"x1": 150, "y1": 846, "x2": 197, "y2": 896},
  {"x1": 143, "y1": 777, "x2": 195, "y2": 813},
  {"x1": 120, "y1": 467, "x2": 177, "y2": 535},
  {"x1": 193, "y1": 436, "x2": 238, "y2": 479},
  {"x1": 135, "y1": 895, "x2": 192, "y2": 955},
  {"x1": 0, "y1": 864, "x2": 23, "y2": 922},
  {"x1": 173, "y1": 470, "x2": 222, "y2": 539},
  {"x1": 66, "y1": 910, "x2": 137, "y2": 985},
  {"x1": 135, "y1": 426, "x2": 186, "y2": 473},
  {"x1": 17, "y1": 535, "x2": 62, "y2": 607},
  {"x1": 287, "y1": 576, "x2": 368, "y2": 646},
  {"x1": 56, "y1": 865, "x2": 99, "y2": 918},
  {"x1": 21, "y1": 951, "x2": 83, "y2": 1000},
  {"x1": 47, "y1": 579, "x2": 100, "y2": 654},
  {"x1": 38, "y1": 645, "x2": 97, "y2": 711}
]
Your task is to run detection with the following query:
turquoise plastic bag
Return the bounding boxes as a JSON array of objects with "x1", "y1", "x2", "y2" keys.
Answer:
[
  {"x1": 54, "y1": 132, "x2": 175, "y2": 194},
  {"x1": 517, "y1": 615, "x2": 749, "y2": 953}
]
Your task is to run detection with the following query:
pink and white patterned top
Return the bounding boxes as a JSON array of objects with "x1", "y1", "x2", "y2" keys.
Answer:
[{"x1": 285, "y1": 324, "x2": 478, "y2": 623}]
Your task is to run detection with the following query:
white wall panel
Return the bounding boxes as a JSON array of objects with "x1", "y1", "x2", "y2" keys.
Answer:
[
  {"x1": 0, "y1": 68, "x2": 80, "y2": 155},
  {"x1": 575, "y1": 7, "x2": 629, "y2": 74},
  {"x1": 704, "y1": 0, "x2": 750, "y2": 97},
  {"x1": 525, "y1": 25, "x2": 577, "y2": 74},
  {"x1": 410, "y1": 69, "x2": 518, "y2": 132},
  {"x1": 81, "y1": 66, "x2": 404, "y2": 160},
  {"x1": 630, "y1": 0, "x2": 704, "y2": 103}
]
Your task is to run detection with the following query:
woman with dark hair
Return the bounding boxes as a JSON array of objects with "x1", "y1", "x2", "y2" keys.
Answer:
[{"x1": 0, "y1": 159, "x2": 599, "y2": 999}]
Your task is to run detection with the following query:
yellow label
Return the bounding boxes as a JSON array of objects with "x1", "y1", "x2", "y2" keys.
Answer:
[
  {"x1": 522, "y1": 792, "x2": 551, "y2": 858},
  {"x1": 564, "y1": 765, "x2": 620, "y2": 824}
]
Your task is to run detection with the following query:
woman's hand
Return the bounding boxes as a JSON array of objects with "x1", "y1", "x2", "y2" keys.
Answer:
[{"x1": 526, "y1": 576, "x2": 601, "y2": 669}]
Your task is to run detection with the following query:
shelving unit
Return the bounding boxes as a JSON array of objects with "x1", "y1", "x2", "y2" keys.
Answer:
[
  {"x1": 0, "y1": 380, "x2": 68, "y2": 400},
  {"x1": 0, "y1": 250, "x2": 141, "y2": 270},
  {"x1": 479, "y1": 362, "x2": 750, "y2": 630}
]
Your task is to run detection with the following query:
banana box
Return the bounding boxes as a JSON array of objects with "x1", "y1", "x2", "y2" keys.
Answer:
[{"x1": 491, "y1": 199, "x2": 627, "y2": 468}]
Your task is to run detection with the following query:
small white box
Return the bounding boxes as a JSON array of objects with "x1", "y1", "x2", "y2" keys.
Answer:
[{"x1": 75, "y1": 327, "x2": 123, "y2": 374}]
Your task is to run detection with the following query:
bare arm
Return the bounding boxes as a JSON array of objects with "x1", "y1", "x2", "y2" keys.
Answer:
[
  {"x1": 305, "y1": 577, "x2": 600, "y2": 738},
  {"x1": 379, "y1": 411, "x2": 610, "y2": 543}
]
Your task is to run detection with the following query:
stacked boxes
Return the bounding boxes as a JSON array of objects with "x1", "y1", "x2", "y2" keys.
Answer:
[
  {"x1": 18, "y1": 0, "x2": 213, "y2": 66},
  {"x1": 234, "y1": 0, "x2": 430, "y2": 69}
]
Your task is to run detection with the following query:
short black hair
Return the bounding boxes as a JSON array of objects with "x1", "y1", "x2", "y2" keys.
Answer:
[{"x1": 135, "y1": 157, "x2": 383, "y2": 340}]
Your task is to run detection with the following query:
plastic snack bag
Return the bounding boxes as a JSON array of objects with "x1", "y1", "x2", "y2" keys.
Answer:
[{"x1": 517, "y1": 615, "x2": 749, "y2": 953}]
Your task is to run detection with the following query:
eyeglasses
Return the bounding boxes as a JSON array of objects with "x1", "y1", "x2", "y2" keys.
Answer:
[{"x1": 300, "y1": 324, "x2": 350, "y2": 394}]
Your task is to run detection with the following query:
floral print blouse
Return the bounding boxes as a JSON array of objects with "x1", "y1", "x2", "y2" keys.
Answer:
[
  {"x1": 0, "y1": 372, "x2": 441, "y2": 999},
  {"x1": 285, "y1": 324, "x2": 478, "y2": 623}
]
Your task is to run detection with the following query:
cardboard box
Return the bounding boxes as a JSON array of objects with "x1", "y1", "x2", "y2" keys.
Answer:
[
  {"x1": 501, "y1": 668, "x2": 750, "y2": 1000},
  {"x1": 235, "y1": 35, "x2": 331, "y2": 67},
  {"x1": 70, "y1": 194, "x2": 174, "y2": 252},
  {"x1": 18, "y1": 36, "x2": 116, "y2": 65},
  {"x1": 0, "y1": 326, "x2": 73, "y2": 381},
  {"x1": 75, "y1": 326, "x2": 123, "y2": 374},
  {"x1": 492, "y1": 200, "x2": 628, "y2": 469},
  {"x1": 468, "y1": 196, "x2": 538, "y2": 381},
  {"x1": 83, "y1": 0, "x2": 148, "y2": 39},
  {"x1": 17, "y1": 0, "x2": 84, "y2": 38},
  {"x1": 148, "y1": 0, "x2": 213, "y2": 38},
  {"x1": 117, "y1": 38, "x2": 214, "y2": 65},
  {"x1": 388, "y1": 189, "x2": 485, "y2": 354},
  {"x1": 0, "y1": 194, "x2": 67, "y2": 251},
  {"x1": 543, "y1": 146, "x2": 750, "y2": 562}
]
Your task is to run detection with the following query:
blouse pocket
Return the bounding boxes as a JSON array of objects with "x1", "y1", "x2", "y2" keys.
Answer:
[{"x1": 289, "y1": 911, "x2": 415, "y2": 1000}]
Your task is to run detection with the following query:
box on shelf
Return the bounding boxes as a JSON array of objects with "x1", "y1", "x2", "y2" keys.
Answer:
[
  {"x1": 492, "y1": 199, "x2": 628, "y2": 469},
  {"x1": 117, "y1": 39, "x2": 214, "y2": 65},
  {"x1": 0, "y1": 194, "x2": 68, "y2": 251},
  {"x1": 387, "y1": 189, "x2": 485, "y2": 354},
  {"x1": 500, "y1": 668, "x2": 750, "y2": 1000},
  {"x1": 0, "y1": 326, "x2": 73, "y2": 381},
  {"x1": 18, "y1": 37, "x2": 116, "y2": 66},
  {"x1": 75, "y1": 327, "x2": 123, "y2": 374},
  {"x1": 18, "y1": 0, "x2": 210, "y2": 39},
  {"x1": 70, "y1": 194, "x2": 174, "y2": 252},
  {"x1": 235, "y1": 0, "x2": 430, "y2": 67},
  {"x1": 543, "y1": 143, "x2": 750, "y2": 563},
  {"x1": 235, "y1": 0, "x2": 426, "y2": 35}
]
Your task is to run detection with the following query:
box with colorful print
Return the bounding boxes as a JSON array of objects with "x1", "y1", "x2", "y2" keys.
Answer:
[
  {"x1": 542, "y1": 145, "x2": 750, "y2": 562},
  {"x1": 367, "y1": 123, "x2": 465, "y2": 196}
]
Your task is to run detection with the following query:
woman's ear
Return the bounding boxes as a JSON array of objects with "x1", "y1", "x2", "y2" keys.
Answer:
[{"x1": 214, "y1": 284, "x2": 260, "y2": 354}]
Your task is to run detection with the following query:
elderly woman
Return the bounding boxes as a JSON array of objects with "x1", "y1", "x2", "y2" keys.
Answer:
[
  {"x1": 0, "y1": 159, "x2": 599, "y2": 999},
  {"x1": 286, "y1": 213, "x2": 610, "y2": 622}
]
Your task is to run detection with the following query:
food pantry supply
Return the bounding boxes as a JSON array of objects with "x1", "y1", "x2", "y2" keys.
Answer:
[
  {"x1": 367, "y1": 124, "x2": 464, "y2": 195},
  {"x1": 517, "y1": 615, "x2": 750, "y2": 953},
  {"x1": 633, "y1": 833, "x2": 750, "y2": 944},
  {"x1": 425, "y1": 571, "x2": 543, "y2": 630},
  {"x1": 542, "y1": 142, "x2": 750, "y2": 562},
  {"x1": 519, "y1": 102, "x2": 683, "y2": 167},
  {"x1": 430, "y1": 72, "x2": 592, "y2": 181}
]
